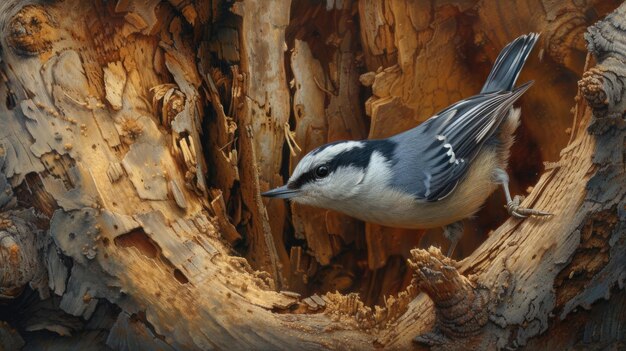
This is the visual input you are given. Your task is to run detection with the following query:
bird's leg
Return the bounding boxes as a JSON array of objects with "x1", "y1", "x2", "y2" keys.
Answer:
[
  {"x1": 442, "y1": 221, "x2": 463, "y2": 256},
  {"x1": 493, "y1": 168, "x2": 552, "y2": 218}
]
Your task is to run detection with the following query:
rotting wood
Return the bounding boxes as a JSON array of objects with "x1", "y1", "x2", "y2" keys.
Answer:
[
  {"x1": 232, "y1": 0, "x2": 292, "y2": 287},
  {"x1": 0, "y1": 0, "x2": 624, "y2": 350}
]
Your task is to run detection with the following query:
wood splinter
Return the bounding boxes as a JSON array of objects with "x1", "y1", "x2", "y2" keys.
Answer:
[{"x1": 408, "y1": 247, "x2": 489, "y2": 346}]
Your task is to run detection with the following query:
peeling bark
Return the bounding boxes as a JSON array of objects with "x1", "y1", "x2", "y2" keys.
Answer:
[{"x1": 0, "y1": 0, "x2": 624, "y2": 350}]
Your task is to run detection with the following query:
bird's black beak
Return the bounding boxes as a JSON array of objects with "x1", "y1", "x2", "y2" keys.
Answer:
[{"x1": 261, "y1": 185, "x2": 300, "y2": 199}]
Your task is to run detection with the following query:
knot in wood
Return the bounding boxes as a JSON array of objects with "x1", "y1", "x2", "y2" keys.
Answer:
[
  {"x1": 0, "y1": 228, "x2": 36, "y2": 299},
  {"x1": 6, "y1": 5, "x2": 58, "y2": 56},
  {"x1": 579, "y1": 67, "x2": 608, "y2": 114}
]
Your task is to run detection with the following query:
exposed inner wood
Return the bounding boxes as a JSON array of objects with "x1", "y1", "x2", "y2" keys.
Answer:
[{"x1": 0, "y1": 0, "x2": 624, "y2": 350}]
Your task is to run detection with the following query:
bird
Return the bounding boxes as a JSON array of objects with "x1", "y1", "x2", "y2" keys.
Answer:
[{"x1": 262, "y1": 33, "x2": 551, "y2": 256}]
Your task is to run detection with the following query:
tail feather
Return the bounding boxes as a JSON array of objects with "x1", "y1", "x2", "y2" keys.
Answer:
[{"x1": 481, "y1": 33, "x2": 539, "y2": 94}]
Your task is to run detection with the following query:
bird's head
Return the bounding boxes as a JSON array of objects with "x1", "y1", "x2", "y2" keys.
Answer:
[{"x1": 261, "y1": 140, "x2": 395, "y2": 211}]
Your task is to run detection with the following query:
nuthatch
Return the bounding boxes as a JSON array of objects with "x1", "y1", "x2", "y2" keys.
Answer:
[{"x1": 262, "y1": 33, "x2": 550, "y2": 255}]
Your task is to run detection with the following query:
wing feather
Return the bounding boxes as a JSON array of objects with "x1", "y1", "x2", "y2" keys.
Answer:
[{"x1": 388, "y1": 33, "x2": 539, "y2": 202}]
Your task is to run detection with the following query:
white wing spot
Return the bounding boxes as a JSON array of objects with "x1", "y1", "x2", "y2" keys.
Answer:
[
  {"x1": 443, "y1": 143, "x2": 457, "y2": 164},
  {"x1": 436, "y1": 135, "x2": 461, "y2": 164}
]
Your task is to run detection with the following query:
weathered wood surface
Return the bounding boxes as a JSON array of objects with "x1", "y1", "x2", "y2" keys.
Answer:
[{"x1": 0, "y1": 0, "x2": 624, "y2": 350}]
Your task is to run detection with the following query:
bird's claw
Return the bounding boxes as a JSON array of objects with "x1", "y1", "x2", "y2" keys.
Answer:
[{"x1": 507, "y1": 195, "x2": 552, "y2": 219}]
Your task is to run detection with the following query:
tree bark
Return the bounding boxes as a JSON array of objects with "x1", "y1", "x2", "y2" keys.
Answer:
[{"x1": 0, "y1": 0, "x2": 624, "y2": 350}]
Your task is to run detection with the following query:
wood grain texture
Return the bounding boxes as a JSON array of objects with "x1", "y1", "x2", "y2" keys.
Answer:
[{"x1": 0, "y1": 0, "x2": 624, "y2": 350}]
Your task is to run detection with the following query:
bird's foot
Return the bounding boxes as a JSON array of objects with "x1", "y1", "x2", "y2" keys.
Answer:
[{"x1": 507, "y1": 195, "x2": 552, "y2": 218}]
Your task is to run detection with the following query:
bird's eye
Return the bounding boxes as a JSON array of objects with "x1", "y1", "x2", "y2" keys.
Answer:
[{"x1": 315, "y1": 165, "x2": 329, "y2": 178}]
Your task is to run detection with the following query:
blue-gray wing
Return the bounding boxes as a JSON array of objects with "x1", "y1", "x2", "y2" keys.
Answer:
[{"x1": 389, "y1": 82, "x2": 532, "y2": 201}]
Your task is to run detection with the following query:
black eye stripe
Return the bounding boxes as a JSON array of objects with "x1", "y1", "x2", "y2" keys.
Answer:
[
  {"x1": 288, "y1": 139, "x2": 396, "y2": 189},
  {"x1": 288, "y1": 169, "x2": 318, "y2": 189}
]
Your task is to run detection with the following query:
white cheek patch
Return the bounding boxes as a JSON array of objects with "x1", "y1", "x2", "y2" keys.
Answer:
[
  {"x1": 294, "y1": 165, "x2": 366, "y2": 209},
  {"x1": 322, "y1": 166, "x2": 364, "y2": 199}
]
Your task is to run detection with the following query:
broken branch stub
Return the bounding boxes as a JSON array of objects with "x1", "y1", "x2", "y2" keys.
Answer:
[
  {"x1": 408, "y1": 247, "x2": 489, "y2": 345},
  {"x1": 581, "y1": 5, "x2": 626, "y2": 122}
]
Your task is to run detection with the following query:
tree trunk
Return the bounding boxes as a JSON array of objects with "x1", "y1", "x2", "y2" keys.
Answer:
[{"x1": 0, "y1": 0, "x2": 624, "y2": 350}]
